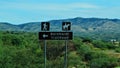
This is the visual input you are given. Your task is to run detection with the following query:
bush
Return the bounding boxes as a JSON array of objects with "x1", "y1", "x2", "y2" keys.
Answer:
[
  {"x1": 84, "y1": 51, "x2": 108, "y2": 61},
  {"x1": 115, "y1": 47, "x2": 120, "y2": 53},
  {"x1": 92, "y1": 40, "x2": 115, "y2": 49},
  {"x1": 89, "y1": 57, "x2": 119, "y2": 68},
  {"x1": 76, "y1": 44, "x2": 93, "y2": 61},
  {"x1": 82, "y1": 37, "x2": 92, "y2": 43},
  {"x1": 73, "y1": 37, "x2": 83, "y2": 49},
  {"x1": 1, "y1": 35, "x2": 22, "y2": 46},
  {"x1": 68, "y1": 52, "x2": 87, "y2": 68}
]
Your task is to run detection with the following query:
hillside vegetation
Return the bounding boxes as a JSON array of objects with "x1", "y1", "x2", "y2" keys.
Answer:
[
  {"x1": 0, "y1": 31, "x2": 120, "y2": 68},
  {"x1": 0, "y1": 17, "x2": 120, "y2": 41}
]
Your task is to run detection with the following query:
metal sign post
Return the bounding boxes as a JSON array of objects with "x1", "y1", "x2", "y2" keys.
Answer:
[
  {"x1": 44, "y1": 40, "x2": 46, "y2": 68},
  {"x1": 41, "y1": 22, "x2": 50, "y2": 68},
  {"x1": 64, "y1": 40, "x2": 68, "y2": 68},
  {"x1": 62, "y1": 22, "x2": 71, "y2": 68}
]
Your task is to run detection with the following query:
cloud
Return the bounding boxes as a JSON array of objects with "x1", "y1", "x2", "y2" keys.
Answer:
[
  {"x1": 0, "y1": 2, "x2": 100, "y2": 11},
  {"x1": 68, "y1": 3, "x2": 99, "y2": 9}
]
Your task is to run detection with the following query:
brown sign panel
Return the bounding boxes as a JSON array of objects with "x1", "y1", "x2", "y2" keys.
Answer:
[{"x1": 39, "y1": 32, "x2": 73, "y2": 40}]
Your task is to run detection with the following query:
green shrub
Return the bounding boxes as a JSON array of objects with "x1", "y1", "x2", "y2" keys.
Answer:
[
  {"x1": 73, "y1": 37, "x2": 83, "y2": 49},
  {"x1": 82, "y1": 37, "x2": 92, "y2": 43},
  {"x1": 92, "y1": 40, "x2": 115, "y2": 49},
  {"x1": 89, "y1": 57, "x2": 118, "y2": 68},
  {"x1": 84, "y1": 51, "x2": 108, "y2": 61},
  {"x1": 115, "y1": 47, "x2": 120, "y2": 53},
  {"x1": 68, "y1": 52, "x2": 87, "y2": 68},
  {"x1": 76, "y1": 44, "x2": 93, "y2": 61}
]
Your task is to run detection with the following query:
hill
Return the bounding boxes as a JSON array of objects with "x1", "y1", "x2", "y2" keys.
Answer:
[{"x1": 0, "y1": 17, "x2": 120, "y2": 41}]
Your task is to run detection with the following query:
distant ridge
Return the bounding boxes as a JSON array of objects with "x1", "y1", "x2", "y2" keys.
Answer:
[{"x1": 0, "y1": 17, "x2": 120, "y2": 40}]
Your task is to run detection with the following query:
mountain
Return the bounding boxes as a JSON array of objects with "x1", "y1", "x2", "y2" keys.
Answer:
[
  {"x1": 0, "y1": 17, "x2": 120, "y2": 41},
  {"x1": 0, "y1": 22, "x2": 19, "y2": 31}
]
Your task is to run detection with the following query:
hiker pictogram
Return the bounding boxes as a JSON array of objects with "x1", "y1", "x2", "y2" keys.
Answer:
[{"x1": 41, "y1": 22, "x2": 50, "y2": 31}]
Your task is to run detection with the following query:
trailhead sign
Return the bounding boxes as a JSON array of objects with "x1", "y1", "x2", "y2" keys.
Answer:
[
  {"x1": 39, "y1": 22, "x2": 73, "y2": 68},
  {"x1": 39, "y1": 22, "x2": 73, "y2": 40}
]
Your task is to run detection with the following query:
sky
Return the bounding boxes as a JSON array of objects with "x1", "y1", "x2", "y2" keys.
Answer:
[{"x1": 0, "y1": 0, "x2": 120, "y2": 24}]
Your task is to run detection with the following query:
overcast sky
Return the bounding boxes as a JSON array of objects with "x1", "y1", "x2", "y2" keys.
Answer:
[{"x1": 0, "y1": 0, "x2": 120, "y2": 24}]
